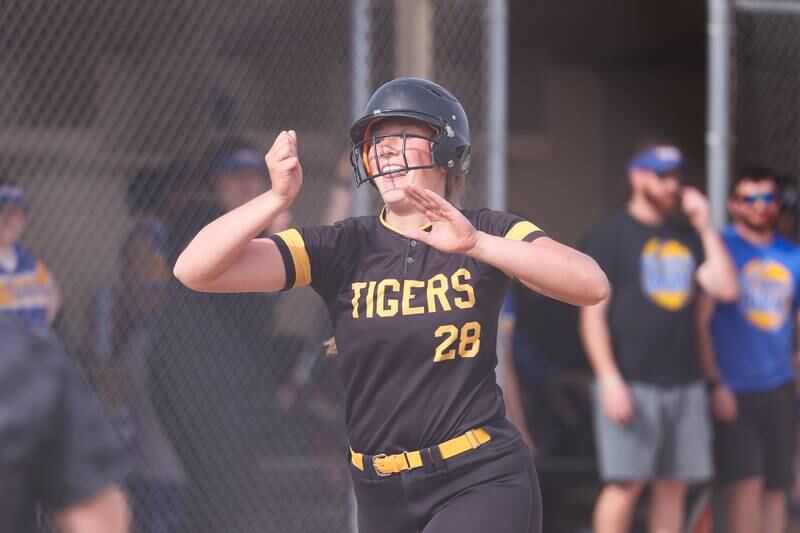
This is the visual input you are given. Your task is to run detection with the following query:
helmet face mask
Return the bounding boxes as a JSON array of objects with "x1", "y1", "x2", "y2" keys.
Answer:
[
  {"x1": 350, "y1": 130, "x2": 439, "y2": 187},
  {"x1": 349, "y1": 78, "x2": 471, "y2": 189}
]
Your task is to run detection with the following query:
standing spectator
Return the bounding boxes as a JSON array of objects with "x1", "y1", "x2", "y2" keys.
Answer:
[
  {"x1": 150, "y1": 142, "x2": 292, "y2": 533},
  {"x1": 696, "y1": 166, "x2": 800, "y2": 533},
  {"x1": 501, "y1": 282, "x2": 596, "y2": 459},
  {"x1": 500, "y1": 282, "x2": 596, "y2": 532},
  {"x1": 92, "y1": 165, "x2": 187, "y2": 533},
  {"x1": 579, "y1": 144, "x2": 738, "y2": 533},
  {"x1": 500, "y1": 283, "x2": 586, "y2": 453},
  {"x1": 0, "y1": 180, "x2": 61, "y2": 331},
  {"x1": 498, "y1": 286, "x2": 539, "y2": 452},
  {"x1": 0, "y1": 316, "x2": 131, "y2": 533}
]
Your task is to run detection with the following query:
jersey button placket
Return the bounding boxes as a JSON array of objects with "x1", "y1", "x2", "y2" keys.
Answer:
[{"x1": 402, "y1": 239, "x2": 417, "y2": 275}]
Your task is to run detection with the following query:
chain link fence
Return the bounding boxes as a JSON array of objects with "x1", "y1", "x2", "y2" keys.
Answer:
[
  {"x1": 733, "y1": 0, "x2": 800, "y2": 236},
  {"x1": 0, "y1": 1, "x2": 500, "y2": 531}
]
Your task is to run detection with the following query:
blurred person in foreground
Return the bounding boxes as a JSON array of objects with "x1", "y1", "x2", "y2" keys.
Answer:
[
  {"x1": 0, "y1": 180, "x2": 61, "y2": 332},
  {"x1": 0, "y1": 316, "x2": 131, "y2": 533},
  {"x1": 696, "y1": 166, "x2": 800, "y2": 533},
  {"x1": 579, "y1": 144, "x2": 738, "y2": 533}
]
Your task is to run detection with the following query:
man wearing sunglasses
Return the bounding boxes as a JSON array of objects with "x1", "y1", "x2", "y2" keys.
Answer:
[{"x1": 696, "y1": 166, "x2": 800, "y2": 533}]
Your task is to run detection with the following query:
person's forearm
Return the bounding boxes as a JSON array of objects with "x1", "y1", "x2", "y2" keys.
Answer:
[
  {"x1": 47, "y1": 282, "x2": 62, "y2": 325},
  {"x1": 695, "y1": 293, "x2": 722, "y2": 382},
  {"x1": 498, "y1": 324, "x2": 526, "y2": 430},
  {"x1": 467, "y1": 233, "x2": 609, "y2": 306},
  {"x1": 696, "y1": 327, "x2": 721, "y2": 382},
  {"x1": 697, "y1": 228, "x2": 739, "y2": 302},
  {"x1": 174, "y1": 190, "x2": 290, "y2": 285},
  {"x1": 501, "y1": 356, "x2": 530, "y2": 433},
  {"x1": 579, "y1": 305, "x2": 621, "y2": 383},
  {"x1": 56, "y1": 486, "x2": 130, "y2": 533}
]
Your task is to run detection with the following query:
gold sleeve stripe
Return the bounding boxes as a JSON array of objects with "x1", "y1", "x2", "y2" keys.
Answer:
[
  {"x1": 275, "y1": 229, "x2": 312, "y2": 287},
  {"x1": 504, "y1": 221, "x2": 542, "y2": 241}
]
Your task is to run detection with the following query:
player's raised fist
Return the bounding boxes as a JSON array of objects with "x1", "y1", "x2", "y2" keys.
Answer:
[{"x1": 265, "y1": 130, "x2": 303, "y2": 204}]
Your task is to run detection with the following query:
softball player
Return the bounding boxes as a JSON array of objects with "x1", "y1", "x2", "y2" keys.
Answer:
[{"x1": 174, "y1": 77, "x2": 609, "y2": 533}]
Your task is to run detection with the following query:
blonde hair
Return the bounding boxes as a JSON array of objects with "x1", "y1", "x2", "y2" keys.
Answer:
[{"x1": 445, "y1": 175, "x2": 466, "y2": 206}]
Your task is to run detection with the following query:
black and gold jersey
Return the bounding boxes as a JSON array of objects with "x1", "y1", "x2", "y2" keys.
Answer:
[{"x1": 269, "y1": 208, "x2": 544, "y2": 453}]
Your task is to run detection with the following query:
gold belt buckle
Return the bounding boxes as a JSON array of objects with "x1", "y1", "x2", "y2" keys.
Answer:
[{"x1": 372, "y1": 454, "x2": 392, "y2": 477}]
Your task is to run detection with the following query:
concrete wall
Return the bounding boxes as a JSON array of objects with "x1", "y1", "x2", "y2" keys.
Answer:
[{"x1": 507, "y1": 62, "x2": 706, "y2": 246}]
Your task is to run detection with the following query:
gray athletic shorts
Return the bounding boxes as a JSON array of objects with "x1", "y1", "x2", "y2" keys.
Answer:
[{"x1": 592, "y1": 381, "x2": 713, "y2": 482}]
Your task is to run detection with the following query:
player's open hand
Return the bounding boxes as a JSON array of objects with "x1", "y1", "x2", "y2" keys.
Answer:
[
  {"x1": 265, "y1": 130, "x2": 303, "y2": 205},
  {"x1": 403, "y1": 184, "x2": 478, "y2": 254}
]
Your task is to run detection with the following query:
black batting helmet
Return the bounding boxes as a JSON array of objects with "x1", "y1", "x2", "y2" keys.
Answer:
[{"x1": 349, "y1": 77, "x2": 471, "y2": 188}]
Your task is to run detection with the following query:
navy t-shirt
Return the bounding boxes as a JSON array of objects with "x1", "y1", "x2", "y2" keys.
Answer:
[
  {"x1": 0, "y1": 319, "x2": 130, "y2": 533},
  {"x1": 582, "y1": 212, "x2": 705, "y2": 386}
]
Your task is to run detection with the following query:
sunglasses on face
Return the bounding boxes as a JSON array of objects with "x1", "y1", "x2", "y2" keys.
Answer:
[{"x1": 736, "y1": 192, "x2": 776, "y2": 205}]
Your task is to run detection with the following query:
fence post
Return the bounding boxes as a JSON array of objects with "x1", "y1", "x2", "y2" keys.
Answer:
[
  {"x1": 352, "y1": 0, "x2": 373, "y2": 217},
  {"x1": 707, "y1": 0, "x2": 732, "y2": 229}
]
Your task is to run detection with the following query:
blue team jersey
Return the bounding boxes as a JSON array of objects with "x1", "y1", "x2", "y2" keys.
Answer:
[
  {"x1": 711, "y1": 226, "x2": 800, "y2": 391},
  {"x1": 0, "y1": 245, "x2": 56, "y2": 332}
]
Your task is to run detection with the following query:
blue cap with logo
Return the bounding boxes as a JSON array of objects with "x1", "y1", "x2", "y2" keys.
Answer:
[
  {"x1": 0, "y1": 182, "x2": 28, "y2": 210},
  {"x1": 627, "y1": 145, "x2": 685, "y2": 175}
]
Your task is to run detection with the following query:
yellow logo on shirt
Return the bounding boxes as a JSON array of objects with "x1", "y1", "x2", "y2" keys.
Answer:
[
  {"x1": 640, "y1": 238, "x2": 696, "y2": 311},
  {"x1": 741, "y1": 259, "x2": 794, "y2": 331},
  {"x1": 0, "y1": 284, "x2": 11, "y2": 305}
]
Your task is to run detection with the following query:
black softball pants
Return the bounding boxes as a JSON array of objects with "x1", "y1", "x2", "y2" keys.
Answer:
[{"x1": 349, "y1": 434, "x2": 542, "y2": 533}]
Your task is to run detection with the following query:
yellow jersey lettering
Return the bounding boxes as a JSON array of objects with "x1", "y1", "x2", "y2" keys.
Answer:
[
  {"x1": 451, "y1": 268, "x2": 476, "y2": 309},
  {"x1": 426, "y1": 273, "x2": 452, "y2": 313},
  {"x1": 458, "y1": 321, "x2": 482, "y2": 357},
  {"x1": 351, "y1": 269, "x2": 476, "y2": 318},
  {"x1": 401, "y1": 279, "x2": 426, "y2": 315},
  {"x1": 433, "y1": 324, "x2": 459, "y2": 361},
  {"x1": 433, "y1": 321, "x2": 483, "y2": 362},
  {"x1": 376, "y1": 279, "x2": 400, "y2": 317},
  {"x1": 351, "y1": 282, "x2": 368, "y2": 318},
  {"x1": 365, "y1": 281, "x2": 377, "y2": 318}
]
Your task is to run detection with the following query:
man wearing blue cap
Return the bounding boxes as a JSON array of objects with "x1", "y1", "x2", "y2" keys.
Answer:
[
  {"x1": 149, "y1": 142, "x2": 295, "y2": 533},
  {"x1": 579, "y1": 145, "x2": 739, "y2": 533},
  {"x1": 0, "y1": 180, "x2": 61, "y2": 331}
]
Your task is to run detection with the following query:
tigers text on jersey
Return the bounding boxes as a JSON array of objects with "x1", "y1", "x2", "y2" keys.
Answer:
[{"x1": 269, "y1": 208, "x2": 544, "y2": 453}]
